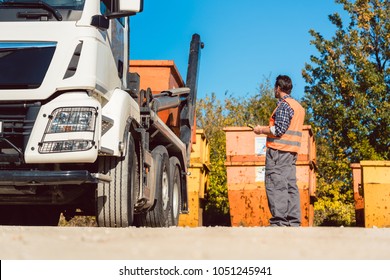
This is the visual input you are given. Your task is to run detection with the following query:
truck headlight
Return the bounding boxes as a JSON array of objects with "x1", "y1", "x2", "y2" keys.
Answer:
[
  {"x1": 47, "y1": 107, "x2": 96, "y2": 133},
  {"x1": 39, "y1": 107, "x2": 97, "y2": 154}
]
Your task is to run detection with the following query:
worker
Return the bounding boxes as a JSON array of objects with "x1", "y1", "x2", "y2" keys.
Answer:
[{"x1": 253, "y1": 75, "x2": 305, "y2": 227}]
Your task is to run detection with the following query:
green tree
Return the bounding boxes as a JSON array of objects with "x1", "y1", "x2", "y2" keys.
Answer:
[
  {"x1": 196, "y1": 93, "x2": 230, "y2": 226},
  {"x1": 224, "y1": 78, "x2": 275, "y2": 127},
  {"x1": 196, "y1": 79, "x2": 276, "y2": 226},
  {"x1": 302, "y1": 0, "x2": 389, "y2": 225}
]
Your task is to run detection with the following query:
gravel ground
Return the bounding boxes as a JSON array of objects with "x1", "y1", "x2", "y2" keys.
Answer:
[{"x1": 1, "y1": 226, "x2": 390, "y2": 260}]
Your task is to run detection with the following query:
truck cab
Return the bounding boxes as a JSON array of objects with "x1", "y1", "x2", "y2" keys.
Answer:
[{"x1": 0, "y1": 0, "x2": 202, "y2": 227}]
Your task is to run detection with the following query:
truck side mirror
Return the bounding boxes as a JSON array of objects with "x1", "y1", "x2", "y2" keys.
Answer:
[{"x1": 118, "y1": 0, "x2": 144, "y2": 13}]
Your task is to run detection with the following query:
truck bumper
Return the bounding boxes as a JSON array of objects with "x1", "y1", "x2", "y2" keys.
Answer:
[{"x1": 0, "y1": 170, "x2": 98, "y2": 186}]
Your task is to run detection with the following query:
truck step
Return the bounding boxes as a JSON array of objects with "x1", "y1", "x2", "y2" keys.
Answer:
[{"x1": 99, "y1": 147, "x2": 114, "y2": 155}]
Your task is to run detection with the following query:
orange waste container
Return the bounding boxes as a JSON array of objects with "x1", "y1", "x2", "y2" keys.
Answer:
[
  {"x1": 224, "y1": 125, "x2": 316, "y2": 227},
  {"x1": 130, "y1": 60, "x2": 188, "y2": 138},
  {"x1": 350, "y1": 163, "x2": 365, "y2": 226}
]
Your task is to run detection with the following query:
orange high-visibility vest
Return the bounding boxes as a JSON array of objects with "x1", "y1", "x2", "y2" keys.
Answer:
[{"x1": 266, "y1": 97, "x2": 305, "y2": 153}]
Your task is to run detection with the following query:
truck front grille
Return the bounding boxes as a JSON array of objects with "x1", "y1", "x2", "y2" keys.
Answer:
[{"x1": 0, "y1": 102, "x2": 41, "y2": 165}]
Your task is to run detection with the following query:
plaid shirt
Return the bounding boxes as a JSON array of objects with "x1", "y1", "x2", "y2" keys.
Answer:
[{"x1": 272, "y1": 95, "x2": 294, "y2": 137}]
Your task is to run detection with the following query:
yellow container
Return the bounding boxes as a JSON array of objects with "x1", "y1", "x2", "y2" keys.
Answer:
[
  {"x1": 189, "y1": 130, "x2": 210, "y2": 168},
  {"x1": 360, "y1": 161, "x2": 390, "y2": 228},
  {"x1": 178, "y1": 130, "x2": 210, "y2": 227}
]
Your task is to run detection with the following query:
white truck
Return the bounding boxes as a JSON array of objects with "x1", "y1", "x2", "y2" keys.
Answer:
[{"x1": 0, "y1": 0, "x2": 203, "y2": 227}]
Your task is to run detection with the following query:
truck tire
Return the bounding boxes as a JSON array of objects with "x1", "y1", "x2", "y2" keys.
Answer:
[
  {"x1": 96, "y1": 132, "x2": 138, "y2": 227},
  {"x1": 169, "y1": 156, "x2": 182, "y2": 226},
  {"x1": 135, "y1": 146, "x2": 171, "y2": 227}
]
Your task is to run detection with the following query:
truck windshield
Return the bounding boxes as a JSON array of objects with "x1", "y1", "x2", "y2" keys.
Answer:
[{"x1": 0, "y1": 0, "x2": 85, "y2": 10}]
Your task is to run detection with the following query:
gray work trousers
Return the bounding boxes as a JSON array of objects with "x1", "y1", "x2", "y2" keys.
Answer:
[{"x1": 265, "y1": 148, "x2": 301, "y2": 226}]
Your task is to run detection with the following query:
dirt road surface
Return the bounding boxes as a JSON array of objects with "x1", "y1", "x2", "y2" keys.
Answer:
[{"x1": 1, "y1": 226, "x2": 390, "y2": 260}]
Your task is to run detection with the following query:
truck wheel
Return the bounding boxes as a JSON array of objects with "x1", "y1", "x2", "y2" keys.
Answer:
[
  {"x1": 135, "y1": 146, "x2": 171, "y2": 227},
  {"x1": 169, "y1": 157, "x2": 182, "y2": 226},
  {"x1": 96, "y1": 132, "x2": 138, "y2": 227}
]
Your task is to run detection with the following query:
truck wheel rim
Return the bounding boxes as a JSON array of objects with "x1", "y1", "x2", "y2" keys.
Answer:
[
  {"x1": 172, "y1": 179, "x2": 179, "y2": 219},
  {"x1": 162, "y1": 169, "x2": 169, "y2": 210}
]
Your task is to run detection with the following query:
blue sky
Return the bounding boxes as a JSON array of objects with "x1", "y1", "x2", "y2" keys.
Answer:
[{"x1": 130, "y1": 0, "x2": 347, "y2": 102}]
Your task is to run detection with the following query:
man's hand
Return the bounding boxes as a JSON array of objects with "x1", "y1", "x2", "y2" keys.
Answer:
[{"x1": 254, "y1": 125, "x2": 265, "y2": 135}]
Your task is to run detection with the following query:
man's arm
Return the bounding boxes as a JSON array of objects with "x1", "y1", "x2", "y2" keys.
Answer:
[
  {"x1": 254, "y1": 101, "x2": 294, "y2": 136},
  {"x1": 273, "y1": 102, "x2": 294, "y2": 136}
]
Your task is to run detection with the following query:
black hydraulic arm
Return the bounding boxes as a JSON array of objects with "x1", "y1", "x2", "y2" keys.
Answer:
[{"x1": 180, "y1": 33, "x2": 204, "y2": 164}]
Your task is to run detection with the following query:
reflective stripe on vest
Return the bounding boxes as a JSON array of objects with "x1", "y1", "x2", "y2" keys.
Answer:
[
  {"x1": 284, "y1": 130, "x2": 303, "y2": 137},
  {"x1": 267, "y1": 137, "x2": 301, "y2": 148},
  {"x1": 266, "y1": 97, "x2": 305, "y2": 153}
]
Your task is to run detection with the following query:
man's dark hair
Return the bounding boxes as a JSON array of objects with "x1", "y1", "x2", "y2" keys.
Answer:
[{"x1": 275, "y1": 75, "x2": 293, "y2": 95}]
